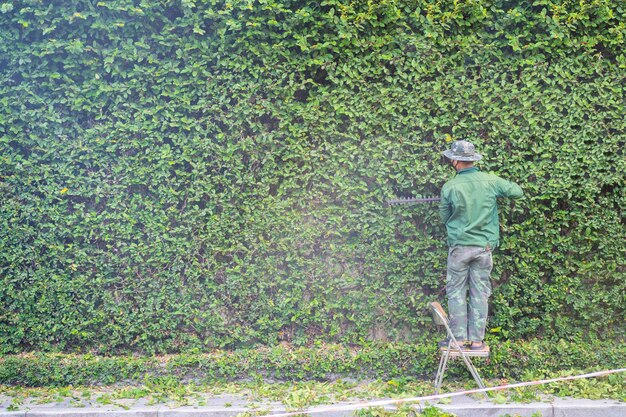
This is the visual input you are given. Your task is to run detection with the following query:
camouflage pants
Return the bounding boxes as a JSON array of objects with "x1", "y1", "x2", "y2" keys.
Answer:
[{"x1": 446, "y1": 246, "x2": 493, "y2": 342}]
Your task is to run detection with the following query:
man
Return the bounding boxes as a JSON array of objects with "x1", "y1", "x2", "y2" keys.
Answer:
[{"x1": 439, "y1": 140, "x2": 523, "y2": 351}]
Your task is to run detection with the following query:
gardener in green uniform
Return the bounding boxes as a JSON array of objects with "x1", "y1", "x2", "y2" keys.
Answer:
[{"x1": 439, "y1": 140, "x2": 523, "y2": 351}]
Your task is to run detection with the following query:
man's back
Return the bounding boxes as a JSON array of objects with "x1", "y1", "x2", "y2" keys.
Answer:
[{"x1": 439, "y1": 167, "x2": 523, "y2": 248}]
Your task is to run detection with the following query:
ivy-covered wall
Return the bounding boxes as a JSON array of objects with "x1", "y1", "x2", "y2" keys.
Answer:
[{"x1": 0, "y1": 0, "x2": 624, "y2": 354}]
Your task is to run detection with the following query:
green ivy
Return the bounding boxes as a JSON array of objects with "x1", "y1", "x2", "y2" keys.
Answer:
[{"x1": 0, "y1": 1, "x2": 624, "y2": 353}]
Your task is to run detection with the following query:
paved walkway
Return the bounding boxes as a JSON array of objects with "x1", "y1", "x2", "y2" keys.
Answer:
[{"x1": 1, "y1": 392, "x2": 624, "y2": 417}]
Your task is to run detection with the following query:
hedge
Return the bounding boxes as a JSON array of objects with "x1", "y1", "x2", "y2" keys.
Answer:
[
  {"x1": 0, "y1": 340, "x2": 624, "y2": 386},
  {"x1": 0, "y1": 0, "x2": 624, "y2": 354}
]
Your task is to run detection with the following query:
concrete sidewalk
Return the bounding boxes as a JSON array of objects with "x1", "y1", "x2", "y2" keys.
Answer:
[
  {"x1": 433, "y1": 394, "x2": 625, "y2": 416},
  {"x1": 1, "y1": 393, "x2": 624, "y2": 417}
]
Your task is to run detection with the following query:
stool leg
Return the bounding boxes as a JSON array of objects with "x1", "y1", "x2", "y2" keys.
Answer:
[
  {"x1": 434, "y1": 347, "x2": 451, "y2": 394},
  {"x1": 457, "y1": 353, "x2": 488, "y2": 399}
]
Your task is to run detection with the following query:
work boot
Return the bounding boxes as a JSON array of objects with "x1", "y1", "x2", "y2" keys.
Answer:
[
  {"x1": 438, "y1": 338, "x2": 468, "y2": 350},
  {"x1": 469, "y1": 341, "x2": 489, "y2": 352}
]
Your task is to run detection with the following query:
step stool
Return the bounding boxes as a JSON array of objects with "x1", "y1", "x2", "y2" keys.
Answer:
[{"x1": 430, "y1": 301, "x2": 489, "y2": 399}]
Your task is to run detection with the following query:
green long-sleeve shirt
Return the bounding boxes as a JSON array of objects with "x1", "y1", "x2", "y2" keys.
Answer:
[{"x1": 439, "y1": 167, "x2": 523, "y2": 248}]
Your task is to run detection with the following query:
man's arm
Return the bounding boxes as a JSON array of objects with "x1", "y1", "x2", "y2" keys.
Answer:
[
  {"x1": 495, "y1": 177, "x2": 523, "y2": 199},
  {"x1": 439, "y1": 189, "x2": 452, "y2": 223}
]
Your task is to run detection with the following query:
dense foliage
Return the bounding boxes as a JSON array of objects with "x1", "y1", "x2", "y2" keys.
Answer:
[
  {"x1": 0, "y1": 340, "x2": 624, "y2": 386},
  {"x1": 0, "y1": 0, "x2": 624, "y2": 353}
]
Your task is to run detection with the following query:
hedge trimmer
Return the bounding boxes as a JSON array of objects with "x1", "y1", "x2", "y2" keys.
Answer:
[{"x1": 386, "y1": 196, "x2": 440, "y2": 205}]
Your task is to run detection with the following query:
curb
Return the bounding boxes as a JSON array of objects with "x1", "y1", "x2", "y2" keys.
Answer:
[
  {"x1": 433, "y1": 398, "x2": 626, "y2": 417},
  {"x1": 2, "y1": 400, "x2": 625, "y2": 417}
]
